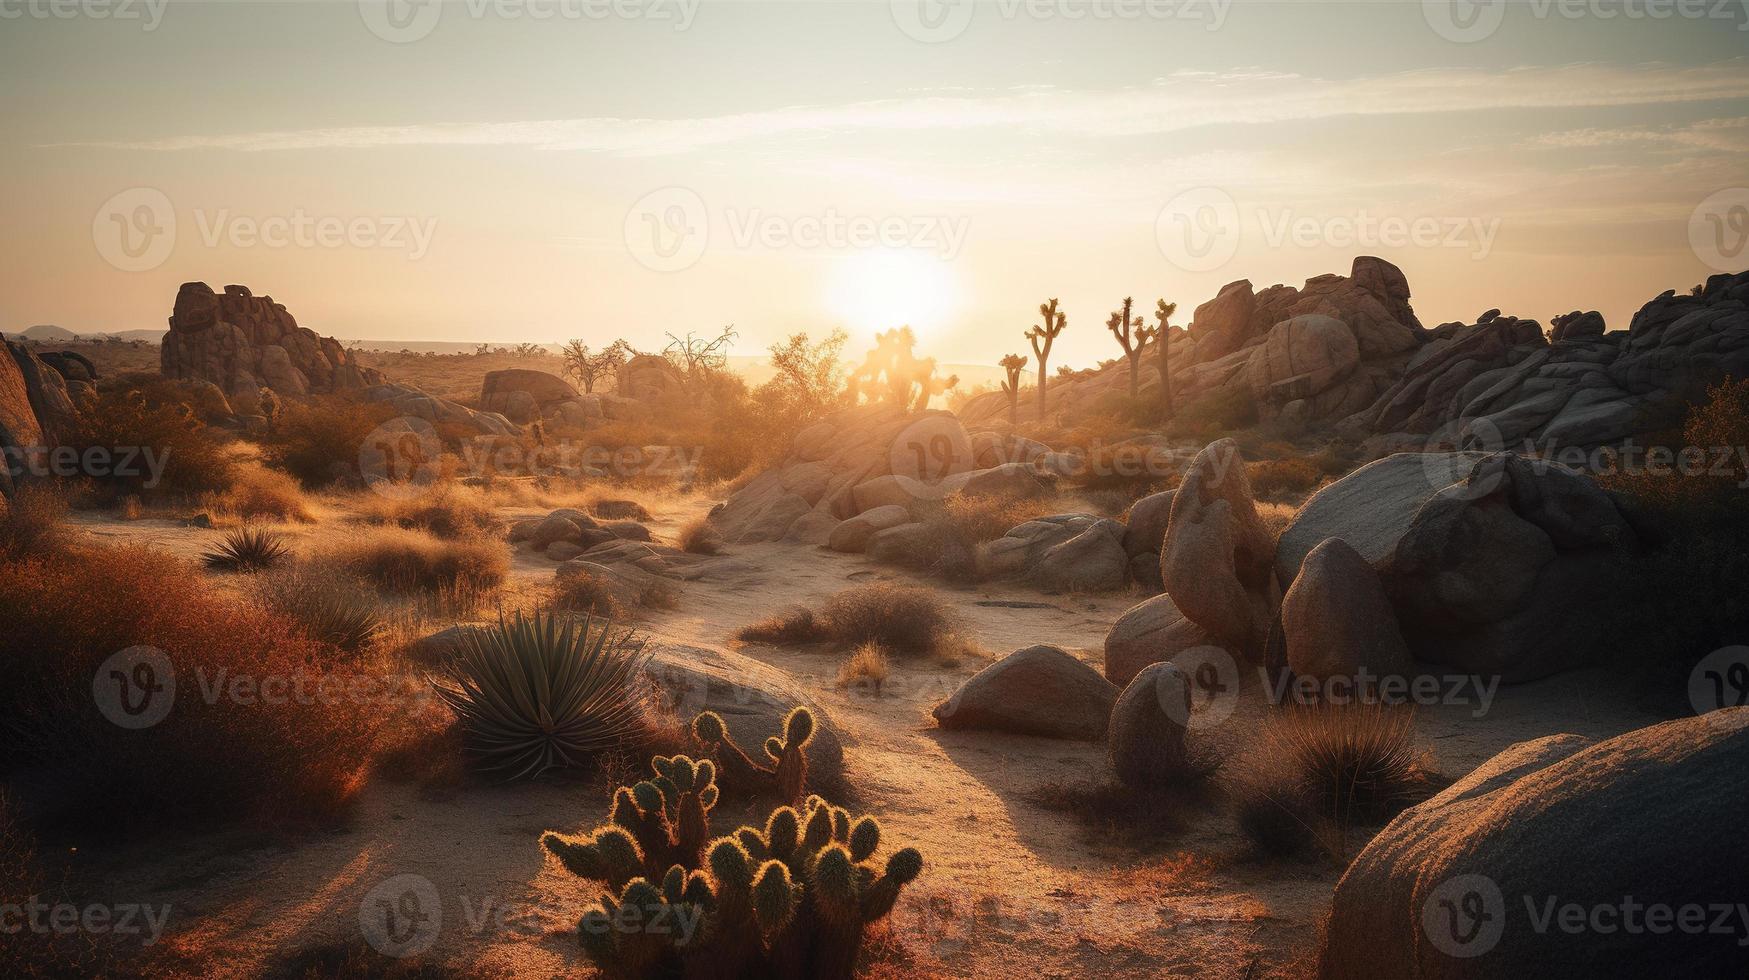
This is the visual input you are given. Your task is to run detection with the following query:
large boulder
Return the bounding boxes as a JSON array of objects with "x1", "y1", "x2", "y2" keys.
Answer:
[
  {"x1": 1243, "y1": 314, "x2": 1361, "y2": 403},
  {"x1": 1322, "y1": 711, "x2": 1749, "y2": 979},
  {"x1": 1102, "y1": 593, "x2": 1217, "y2": 686},
  {"x1": 481, "y1": 369, "x2": 579, "y2": 423},
  {"x1": 1108, "y1": 662, "x2": 1191, "y2": 789},
  {"x1": 1035, "y1": 521, "x2": 1129, "y2": 592},
  {"x1": 826, "y1": 504, "x2": 911, "y2": 553},
  {"x1": 1276, "y1": 452, "x2": 1486, "y2": 584},
  {"x1": 932, "y1": 645, "x2": 1118, "y2": 740},
  {"x1": 1159, "y1": 438, "x2": 1277, "y2": 657},
  {"x1": 1121, "y1": 489, "x2": 1176, "y2": 558},
  {"x1": 1280, "y1": 538, "x2": 1412, "y2": 681},
  {"x1": 363, "y1": 382, "x2": 520, "y2": 438},
  {"x1": 865, "y1": 522, "x2": 939, "y2": 568},
  {"x1": 1381, "y1": 453, "x2": 1635, "y2": 682},
  {"x1": 617, "y1": 354, "x2": 686, "y2": 400}
]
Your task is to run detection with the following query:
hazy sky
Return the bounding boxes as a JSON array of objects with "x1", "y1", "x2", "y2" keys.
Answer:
[{"x1": 2, "y1": 0, "x2": 1746, "y2": 367}]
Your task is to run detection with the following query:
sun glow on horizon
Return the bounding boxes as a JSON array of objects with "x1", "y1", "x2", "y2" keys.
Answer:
[{"x1": 825, "y1": 250, "x2": 963, "y2": 342}]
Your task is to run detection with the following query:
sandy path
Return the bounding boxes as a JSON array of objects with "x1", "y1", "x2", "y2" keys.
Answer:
[{"x1": 62, "y1": 494, "x2": 1666, "y2": 978}]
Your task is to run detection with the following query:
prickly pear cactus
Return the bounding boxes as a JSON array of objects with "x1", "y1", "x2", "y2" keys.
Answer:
[
  {"x1": 539, "y1": 722, "x2": 922, "y2": 980},
  {"x1": 692, "y1": 706, "x2": 814, "y2": 805}
]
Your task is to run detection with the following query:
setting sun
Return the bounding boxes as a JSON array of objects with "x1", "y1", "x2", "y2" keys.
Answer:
[{"x1": 825, "y1": 250, "x2": 963, "y2": 339}]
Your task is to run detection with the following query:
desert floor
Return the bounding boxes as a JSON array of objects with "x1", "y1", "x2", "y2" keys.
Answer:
[{"x1": 62, "y1": 491, "x2": 1663, "y2": 979}]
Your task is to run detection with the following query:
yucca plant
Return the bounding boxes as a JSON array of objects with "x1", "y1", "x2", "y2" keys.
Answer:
[
  {"x1": 431, "y1": 610, "x2": 650, "y2": 780},
  {"x1": 202, "y1": 524, "x2": 290, "y2": 573}
]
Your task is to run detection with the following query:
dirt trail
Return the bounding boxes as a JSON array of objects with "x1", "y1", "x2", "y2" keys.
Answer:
[{"x1": 67, "y1": 492, "x2": 1664, "y2": 979}]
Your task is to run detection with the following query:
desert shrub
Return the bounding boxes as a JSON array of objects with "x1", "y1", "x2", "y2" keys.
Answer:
[
  {"x1": 432, "y1": 611, "x2": 650, "y2": 780},
  {"x1": 0, "y1": 482, "x2": 69, "y2": 560},
  {"x1": 548, "y1": 568, "x2": 626, "y2": 620},
  {"x1": 1168, "y1": 386, "x2": 1258, "y2": 438},
  {"x1": 319, "y1": 527, "x2": 508, "y2": 599},
  {"x1": 1233, "y1": 780, "x2": 1325, "y2": 859},
  {"x1": 835, "y1": 642, "x2": 891, "y2": 695},
  {"x1": 258, "y1": 395, "x2": 399, "y2": 489},
  {"x1": 67, "y1": 386, "x2": 236, "y2": 501},
  {"x1": 592, "y1": 497, "x2": 654, "y2": 521},
  {"x1": 1235, "y1": 703, "x2": 1437, "y2": 860},
  {"x1": 254, "y1": 565, "x2": 383, "y2": 655},
  {"x1": 677, "y1": 518, "x2": 723, "y2": 555},
  {"x1": 937, "y1": 491, "x2": 1054, "y2": 545},
  {"x1": 736, "y1": 606, "x2": 829, "y2": 646},
  {"x1": 1246, "y1": 457, "x2": 1322, "y2": 502},
  {"x1": 208, "y1": 461, "x2": 314, "y2": 522},
  {"x1": 203, "y1": 524, "x2": 291, "y2": 572},
  {"x1": 1600, "y1": 376, "x2": 1749, "y2": 687},
  {"x1": 357, "y1": 487, "x2": 499, "y2": 540},
  {"x1": 0, "y1": 545, "x2": 383, "y2": 829},
  {"x1": 822, "y1": 584, "x2": 956, "y2": 657},
  {"x1": 542, "y1": 712, "x2": 921, "y2": 979}
]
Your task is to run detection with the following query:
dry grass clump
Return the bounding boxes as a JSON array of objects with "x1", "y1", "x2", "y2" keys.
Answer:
[
  {"x1": 208, "y1": 461, "x2": 315, "y2": 523},
  {"x1": 548, "y1": 568, "x2": 625, "y2": 619},
  {"x1": 589, "y1": 496, "x2": 654, "y2": 521},
  {"x1": 203, "y1": 524, "x2": 292, "y2": 573},
  {"x1": 0, "y1": 545, "x2": 385, "y2": 830},
  {"x1": 317, "y1": 526, "x2": 508, "y2": 600},
  {"x1": 675, "y1": 517, "x2": 723, "y2": 555},
  {"x1": 835, "y1": 642, "x2": 891, "y2": 694},
  {"x1": 256, "y1": 394, "x2": 399, "y2": 489},
  {"x1": 0, "y1": 482, "x2": 69, "y2": 560},
  {"x1": 823, "y1": 583, "x2": 957, "y2": 657},
  {"x1": 1232, "y1": 703, "x2": 1440, "y2": 861},
  {"x1": 355, "y1": 486, "x2": 501, "y2": 540},
  {"x1": 938, "y1": 491, "x2": 1058, "y2": 545},
  {"x1": 1246, "y1": 457, "x2": 1323, "y2": 502},
  {"x1": 736, "y1": 606, "x2": 830, "y2": 645},
  {"x1": 254, "y1": 564, "x2": 384, "y2": 655},
  {"x1": 1256, "y1": 500, "x2": 1300, "y2": 542}
]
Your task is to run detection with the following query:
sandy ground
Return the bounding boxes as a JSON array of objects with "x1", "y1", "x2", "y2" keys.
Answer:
[{"x1": 54, "y1": 493, "x2": 1667, "y2": 979}]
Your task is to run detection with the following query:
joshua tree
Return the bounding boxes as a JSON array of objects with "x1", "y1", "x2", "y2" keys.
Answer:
[
  {"x1": 912, "y1": 360, "x2": 959, "y2": 411},
  {"x1": 847, "y1": 327, "x2": 924, "y2": 408},
  {"x1": 1155, "y1": 298, "x2": 1179, "y2": 419},
  {"x1": 1026, "y1": 298, "x2": 1067, "y2": 416},
  {"x1": 1106, "y1": 296, "x2": 1160, "y2": 399},
  {"x1": 561, "y1": 338, "x2": 633, "y2": 393},
  {"x1": 999, "y1": 353, "x2": 1028, "y2": 424}
]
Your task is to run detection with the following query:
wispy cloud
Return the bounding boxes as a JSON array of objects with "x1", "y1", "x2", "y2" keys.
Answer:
[{"x1": 49, "y1": 60, "x2": 1749, "y2": 155}]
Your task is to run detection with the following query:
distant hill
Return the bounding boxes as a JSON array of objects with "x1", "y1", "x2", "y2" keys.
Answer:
[{"x1": 20, "y1": 324, "x2": 77, "y2": 341}]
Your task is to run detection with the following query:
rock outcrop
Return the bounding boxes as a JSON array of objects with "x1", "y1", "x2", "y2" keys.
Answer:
[
  {"x1": 617, "y1": 354, "x2": 686, "y2": 400},
  {"x1": 1276, "y1": 451, "x2": 1486, "y2": 584},
  {"x1": 1280, "y1": 537, "x2": 1413, "y2": 681},
  {"x1": 1102, "y1": 592, "x2": 1215, "y2": 686},
  {"x1": 1323, "y1": 711, "x2": 1749, "y2": 979},
  {"x1": 162, "y1": 282, "x2": 384, "y2": 414},
  {"x1": 1108, "y1": 662, "x2": 1192, "y2": 788},
  {"x1": 480, "y1": 369, "x2": 580, "y2": 424}
]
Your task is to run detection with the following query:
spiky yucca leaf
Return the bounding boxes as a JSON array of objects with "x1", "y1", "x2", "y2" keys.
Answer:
[
  {"x1": 202, "y1": 525, "x2": 290, "y2": 573},
  {"x1": 432, "y1": 610, "x2": 650, "y2": 780}
]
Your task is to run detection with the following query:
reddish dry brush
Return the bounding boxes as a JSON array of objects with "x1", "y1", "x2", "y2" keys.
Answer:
[{"x1": 0, "y1": 545, "x2": 387, "y2": 831}]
